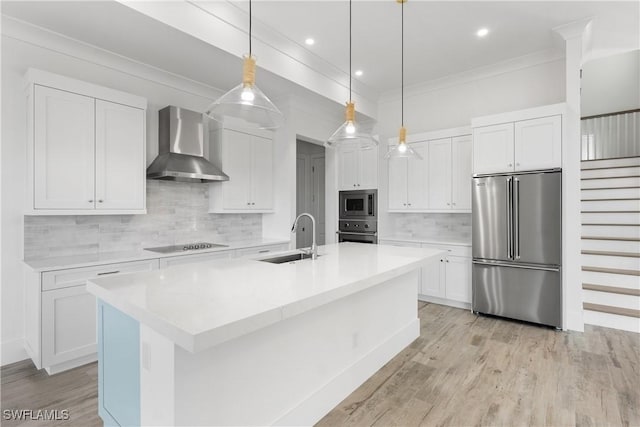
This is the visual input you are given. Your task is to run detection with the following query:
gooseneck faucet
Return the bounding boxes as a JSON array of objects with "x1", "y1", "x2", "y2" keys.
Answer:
[{"x1": 291, "y1": 213, "x2": 318, "y2": 260}]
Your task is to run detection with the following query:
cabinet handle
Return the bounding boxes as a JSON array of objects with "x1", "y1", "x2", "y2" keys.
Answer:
[
  {"x1": 440, "y1": 259, "x2": 443, "y2": 262},
  {"x1": 407, "y1": 203, "x2": 412, "y2": 206},
  {"x1": 258, "y1": 250, "x2": 270, "y2": 253},
  {"x1": 452, "y1": 202, "x2": 456, "y2": 206},
  {"x1": 97, "y1": 270, "x2": 120, "y2": 276},
  {"x1": 446, "y1": 260, "x2": 449, "y2": 263},
  {"x1": 98, "y1": 199, "x2": 104, "y2": 203},
  {"x1": 357, "y1": 184, "x2": 361, "y2": 187},
  {"x1": 516, "y1": 163, "x2": 520, "y2": 166},
  {"x1": 508, "y1": 163, "x2": 513, "y2": 167},
  {"x1": 247, "y1": 202, "x2": 251, "y2": 205},
  {"x1": 403, "y1": 203, "x2": 407, "y2": 206},
  {"x1": 447, "y1": 202, "x2": 450, "y2": 206},
  {"x1": 88, "y1": 200, "x2": 94, "y2": 203},
  {"x1": 251, "y1": 202, "x2": 255, "y2": 205}
]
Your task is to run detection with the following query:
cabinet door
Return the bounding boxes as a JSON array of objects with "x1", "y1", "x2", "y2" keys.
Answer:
[
  {"x1": 34, "y1": 85, "x2": 96, "y2": 209},
  {"x1": 221, "y1": 129, "x2": 252, "y2": 209},
  {"x1": 359, "y1": 146, "x2": 378, "y2": 189},
  {"x1": 159, "y1": 251, "x2": 232, "y2": 268},
  {"x1": 237, "y1": 244, "x2": 290, "y2": 258},
  {"x1": 473, "y1": 123, "x2": 514, "y2": 174},
  {"x1": 451, "y1": 135, "x2": 472, "y2": 210},
  {"x1": 251, "y1": 135, "x2": 274, "y2": 209},
  {"x1": 445, "y1": 256, "x2": 472, "y2": 303},
  {"x1": 514, "y1": 115, "x2": 561, "y2": 171},
  {"x1": 420, "y1": 256, "x2": 445, "y2": 298},
  {"x1": 42, "y1": 285, "x2": 97, "y2": 368},
  {"x1": 95, "y1": 100, "x2": 145, "y2": 210},
  {"x1": 339, "y1": 147, "x2": 359, "y2": 190},
  {"x1": 388, "y1": 157, "x2": 408, "y2": 209},
  {"x1": 428, "y1": 138, "x2": 453, "y2": 209},
  {"x1": 407, "y1": 142, "x2": 429, "y2": 210}
]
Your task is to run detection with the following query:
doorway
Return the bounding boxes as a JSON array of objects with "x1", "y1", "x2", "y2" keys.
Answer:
[{"x1": 296, "y1": 140, "x2": 326, "y2": 249}]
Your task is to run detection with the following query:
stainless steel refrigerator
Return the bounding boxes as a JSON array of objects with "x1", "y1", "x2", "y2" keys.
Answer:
[{"x1": 472, "y1": 169, "x2": 562, "y2": 328}]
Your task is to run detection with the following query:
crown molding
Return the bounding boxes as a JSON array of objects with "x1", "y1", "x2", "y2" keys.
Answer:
[{"x1": 379, "y1": 48, "x2": 565, "y2": 104}]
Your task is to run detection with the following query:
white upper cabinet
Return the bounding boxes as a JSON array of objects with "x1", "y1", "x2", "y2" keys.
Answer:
[
  {"x1": 406, "y1": 142, "x2": 429, "y2": 210},
  {"x1": 451, "y1": 135, "x2": 473, "y2": 210},
  {"x1": 95, "y1": 100, "x2": 145, "y2": 210},
  {"x1": 33, "y1": 86, "x2": 96, "y2": 210},
  {"x1": 209, "y1": 126, "x2": 274, "y2": 213},
  {"x1": 427, "y1": 138, "x2": 452, "y2": 209},
  {"x1": 472, "y1": 104, "x2": 565, "y2": 175},
  {"x1": 27, "y1": 69, "x2": 147, "y2": 215},
  {"x1": 388, "y1": 157, "x2": 408, "y2": 210},
  {"x1": 472, "y1": 123, "x2": 515, "y2": 175},
  {"x1": 338, "y1": 145, "x2": 378, "y2": 190},
  {"x1": 514, "y1": 115, "x2": 562, "y2": 171}
]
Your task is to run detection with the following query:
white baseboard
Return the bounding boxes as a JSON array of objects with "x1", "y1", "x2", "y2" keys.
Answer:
[
  {"x1": 1, "y1": 338, "x2": 28, "y2": 366},
  {"x1": 273, "y1": 319, "x2": 420, "y2": 426},
  {"x1": 584, "y1": 310, "x2": 640, "y2": 334},
  {"x1": 418, "y1": 294, "x2": 471, "y2": 310}
]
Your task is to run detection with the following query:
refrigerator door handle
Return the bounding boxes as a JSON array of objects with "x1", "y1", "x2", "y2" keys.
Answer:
[
  {"x1": 506, "y1": 177, "x2": 513, "y2": 259},
  {"x1": 472, "y1": 260, "x2": 560, "y2": 272},
  {"x1": 514, "y1": 177, "x2": 520, "y2": 260}
]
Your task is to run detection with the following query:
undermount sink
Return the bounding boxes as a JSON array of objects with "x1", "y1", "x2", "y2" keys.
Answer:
[{"x1": 258, "y1": 251, "x2": 315, "y2": 264}]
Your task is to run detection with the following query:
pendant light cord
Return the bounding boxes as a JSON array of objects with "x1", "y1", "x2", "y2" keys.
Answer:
[
  {"x1": 401, "y1": 0, "x2": 404, "y2": 127},
  {"x1": 249, "y1": 0, "x2": 252, "y2": 56},
  {"x1": 349, "y1": 0, "x2": 352, "y2": 103}
]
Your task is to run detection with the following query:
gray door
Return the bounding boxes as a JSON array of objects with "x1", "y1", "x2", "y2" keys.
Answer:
[
  {"x1": 514, "y1": 171, "x2": 561, "y2": 265},
  {"x1": 472, "y1": 262, "x2": 562, "y2": 328},
  {"x1": 472, "y1": 175, "x2": 511, "y2": 261}
]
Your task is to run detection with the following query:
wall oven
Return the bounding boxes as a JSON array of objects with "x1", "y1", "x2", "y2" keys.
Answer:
[
  {"x1": 337, "y1": 220, "x2": 378, "y2": 244},
  {"x1": 339, "y1": 189, "x2": 377, "y2": 219}
]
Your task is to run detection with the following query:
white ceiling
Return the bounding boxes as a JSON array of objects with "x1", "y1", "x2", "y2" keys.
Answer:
[{"x1": 2, "y1": 1, "x2": 638, "y2": 105}]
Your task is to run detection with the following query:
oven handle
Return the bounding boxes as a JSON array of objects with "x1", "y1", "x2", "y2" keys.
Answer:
[{"x1": 336, "y1": 231, "x2": 378, "y2": 237}]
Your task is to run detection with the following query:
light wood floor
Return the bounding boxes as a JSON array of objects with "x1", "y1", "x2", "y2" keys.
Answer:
[{"x1": 2, "y1": 302, "x2": 639, "y2": 427}]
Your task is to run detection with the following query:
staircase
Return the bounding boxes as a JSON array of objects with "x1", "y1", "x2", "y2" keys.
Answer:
[{"x1": 581, "y1": 156, "x2": 640, "y2": 333}]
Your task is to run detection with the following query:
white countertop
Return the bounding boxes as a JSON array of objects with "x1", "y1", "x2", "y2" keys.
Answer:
[
  {"x1": 87, "y1": 243, "x2": 444, "y2": 353},
  {"x1": 23, "y1": 238, "x2": 290, "y2": 272},
  {"x1": 378, "y1": 235, "x2": 471, "y2": 246}
]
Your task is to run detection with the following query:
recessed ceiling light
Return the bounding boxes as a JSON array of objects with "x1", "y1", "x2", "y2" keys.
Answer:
[
  {"x1": 476, "y1": 28, "x2": 489, "y2": 38},
  {"x1": 355, "y1": 70, "x2": 363, "y2": 77},
  {"x1": 305, "y1": 38, "x2": 315, "y2": 46}
]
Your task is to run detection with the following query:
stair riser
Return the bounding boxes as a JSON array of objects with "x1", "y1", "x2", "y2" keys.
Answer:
[
  {"x1": 581, "y1": 200, "x2": 640, "y2": 211},
  {"x1": 582, "y1": 270, "x2": 640, "y2": 289},
  {"x1": 582, "y1": 254, "x2": 640, "y2": 270},
  {"x1": 582, "y1": 239, "x2": 640, "y2": 253},
  {"x1": 584, "y1": 310, "x2": 640, "y2": 333},
  {"x1": 582, "y1": 166, "x2": 640, "y2": 179},
  {"x1": 581, "y1": 225, "x2": 640, "y2": 238},
  {"x1": 583, "y1": 290, "x2": 640, "y2": 310},
  {"x1": 582, "y1": 157, "x2": 640, "y2": 170},
  {"x1": 581, "y1": 188, "x2": 640, "y2": 200},
  {"x1": 581, "y1": 177, "x2": 640, "y2": 189},
  {"x1": 581, "y1": 212, "x2": 640, "y2": 224}
]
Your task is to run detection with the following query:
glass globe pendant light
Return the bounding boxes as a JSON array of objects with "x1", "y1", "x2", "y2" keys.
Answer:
[
  {"x1": 205, "y1": 0, "x2": 283, "y2": 129},
  {"x1": 385, "y1": 0, "x2": 422, "y2": 160},
  {"x1": 326, "y1": 0, "x2": 377, "y2": 149}
]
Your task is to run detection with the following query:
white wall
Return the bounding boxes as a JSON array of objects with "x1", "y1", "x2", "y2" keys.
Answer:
[
  {"x1": 376, "y1": 58, "x2": 566, "y2": 236},
  {"x1": 581, "y1": 49, "x2": 640, "y2": 117}
]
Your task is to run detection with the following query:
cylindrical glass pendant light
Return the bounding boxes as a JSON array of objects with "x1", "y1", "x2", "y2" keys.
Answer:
[
  {"x1": 385, "y1": 0, "x2": 422, "y2": 160},
  {"x1": 326, "y1": 0, "x2": 377, "y2": 149},
  {"x1": 205, "y1": 0, "x2": 283, "y2": 129}
]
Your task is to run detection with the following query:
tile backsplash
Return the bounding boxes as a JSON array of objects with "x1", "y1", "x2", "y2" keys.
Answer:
[
  {"x1": 386, "y1": 213, "x2": 472, "y2": 242},
  {"x1": 24, "y1": 180, "x2": 262, "y2": 259}
]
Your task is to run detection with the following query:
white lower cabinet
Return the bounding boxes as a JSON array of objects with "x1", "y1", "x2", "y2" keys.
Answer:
[
  {"x1": 378, "y1": 239, "x2": 472, "y2": 307},
  {"x1": 236, "y1": 243, "x2": 291, "y2": 258}
]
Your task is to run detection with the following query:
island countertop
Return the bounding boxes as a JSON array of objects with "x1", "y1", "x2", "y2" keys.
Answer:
[{"x1": 87, "y1": 243, "x2": 444, "y2": 353}]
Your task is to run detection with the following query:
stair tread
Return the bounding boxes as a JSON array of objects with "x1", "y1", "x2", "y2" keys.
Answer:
[
  {"x1": 582, "y1": 236, "x2": 640, "y2": 241},
  {"x1": 582, "y1": 175, "x2": 640, "y2": 181},
  {"x1": 582, "y1": 250, "x2": 640, "y2": 258},
  {"x1": 583, "y1": 302, "x2": 640, "y2": 318},
  {"x1": 582, "y1": 266, "x2": 640, "y2": 276},
  {"x1": 583, "y1": 283, "x2": 640, "y2": 297}
]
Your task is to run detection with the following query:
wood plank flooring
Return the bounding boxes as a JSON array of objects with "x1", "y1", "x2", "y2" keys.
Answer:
[{"x1": 2, "y1": 302, "x2": 639, "y2": 427}]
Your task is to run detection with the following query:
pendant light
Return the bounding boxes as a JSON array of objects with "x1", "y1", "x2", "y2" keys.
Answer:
[
  {"x1": 326, "y1": 0, "x2": 377, "y2": 149},
  {"x1": 205, "y1": 0, "x2": 283, "y2": 129},
  {"x1": 385, "y1": 0, "x2": 422, "y2": 160}
]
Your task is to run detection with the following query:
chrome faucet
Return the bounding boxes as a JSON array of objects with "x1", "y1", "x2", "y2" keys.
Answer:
[{"x1": 291, "y1": 213, "x2": 318, "y2": 260}]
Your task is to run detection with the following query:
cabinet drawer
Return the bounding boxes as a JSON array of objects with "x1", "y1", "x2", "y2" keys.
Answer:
[
  {"x1": 159, "y1": 251, "x2": 232, "y2": 268},
  {"x1": 378, "y1": 240, "x2": 422, "y2": 248},
  {"x1": 42, "y1": 259, "x2": 159, "y2": 291},
  {"x1": 421, "y1": 243, "x2": 471, "y2": 258},
  {"x1": 237, "y1": 244, "x2": 290, "y2": 258}
]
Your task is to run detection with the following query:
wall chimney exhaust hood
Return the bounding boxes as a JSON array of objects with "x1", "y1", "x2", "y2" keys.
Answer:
[{"x1": 147, "y1": 106, "x2": 229, "y2": 182}]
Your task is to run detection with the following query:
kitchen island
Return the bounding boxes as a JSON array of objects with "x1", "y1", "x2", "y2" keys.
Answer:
[{"x1": 87, "y1": 242, "x2": 443, "y2": 426}]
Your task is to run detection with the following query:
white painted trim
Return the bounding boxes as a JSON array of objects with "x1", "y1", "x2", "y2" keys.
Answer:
[
  {"x1": 418, "y1": 295, "x2": 472, "y2": 311},
  {"x1": 1, "y1": 338, "x2": 28, "y2": 366},
  {"x1": 388, "y1": 209, "x2": 472, "y2": 214},
  {"x1": 272, "y1": 319, "x2": 420, "y2": 426},
  {"x1": 24, "y1": 209, "x2": 147, "y2": 216},
  {"x1": 44, "y1": 353, "x2": 98, "y2": 376},
  {"x1": 471, "y1": 103, "x2": 567, "y2": 128},
  {"x1": 380, "y1": 48, "x2": 565, "y2": 103},
  {"x1": 387, "y1": 126, "x2": 472, "y2": 145},
  {"x1": 208, "y1": 209, "x2": 275, "y2": 214}
]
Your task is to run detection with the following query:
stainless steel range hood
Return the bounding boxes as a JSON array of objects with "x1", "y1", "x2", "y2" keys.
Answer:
[{"x1": 147, "y1": 106, "x2": 229, "y2": 182}]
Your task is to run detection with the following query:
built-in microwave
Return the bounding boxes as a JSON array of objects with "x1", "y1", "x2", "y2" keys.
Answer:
[{"x1": 339, "y1": 189, "x2": 377, "y2": 219}]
